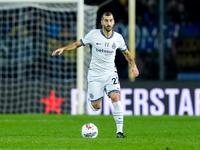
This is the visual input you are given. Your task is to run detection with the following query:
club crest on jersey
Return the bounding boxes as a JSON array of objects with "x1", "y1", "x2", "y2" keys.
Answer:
[
  {"x1": 89, "y1": 93, "x2": 94, "y2": 99},
  {"x1": 105, "y1": 42, "x2": 109, "y2": 47},
  {"x1": 112, "y1": 42, "x2": 116, "y2": 49}
]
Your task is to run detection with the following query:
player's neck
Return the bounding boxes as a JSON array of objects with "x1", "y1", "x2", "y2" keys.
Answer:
[{"x1": 102, "y1": 28, "x2": 113, "y2": 38}]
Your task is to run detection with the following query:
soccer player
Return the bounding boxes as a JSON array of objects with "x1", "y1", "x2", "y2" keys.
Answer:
[{"x1": 52, "y1": 11, "x2": 139, "y2": 138}]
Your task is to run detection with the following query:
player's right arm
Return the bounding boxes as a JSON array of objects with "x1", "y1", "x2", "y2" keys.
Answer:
[{"x1": 52, "y1": 40, "x2": 82, "y2": 56}]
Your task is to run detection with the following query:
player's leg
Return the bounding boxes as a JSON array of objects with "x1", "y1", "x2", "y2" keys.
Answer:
[
  {"x1": 88, "y1": 81, "x2": 104, "y2": 111},
  {"x1": 109, "y1": 92, "x2": 126, "y2": 138},
  {"x1": 90, "y1": 100, "x2": 102, "y2": 110},
  {"x1": 105, "y1": 72, "x2": 126, "y2": 138}
]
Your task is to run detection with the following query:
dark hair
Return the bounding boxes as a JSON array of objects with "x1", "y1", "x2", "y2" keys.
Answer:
[{"x1": 101, "y1": 11, "x2": 114, "y2": 20}]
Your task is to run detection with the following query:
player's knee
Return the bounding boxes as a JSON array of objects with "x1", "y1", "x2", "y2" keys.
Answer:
[
  {"x1": 110, "y1": 92, "x2": 120, "y2": 103},
  {"x1": 89, "y1": 100, "x2": 102, "y2": 111},
  {"x1": 92, "y1": 103, "x2": 102, "y2": 110}
]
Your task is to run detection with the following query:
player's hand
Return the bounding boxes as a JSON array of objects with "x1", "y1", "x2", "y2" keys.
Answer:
[
  {"x1": 131, "y1": 66, "x2": 139, "y2": 77},
  {"x1": 52, "y1": 47, "x2": 65, "y2": 56}
]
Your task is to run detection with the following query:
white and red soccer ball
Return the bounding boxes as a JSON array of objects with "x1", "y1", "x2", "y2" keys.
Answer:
[{"x1": 81, "y1": 123, "x2": 98, "y2": 138}]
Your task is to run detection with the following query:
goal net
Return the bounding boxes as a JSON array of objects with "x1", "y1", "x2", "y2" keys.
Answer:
[{"x1": 0, "y1": 2, "x2": 97, "y2": 114}]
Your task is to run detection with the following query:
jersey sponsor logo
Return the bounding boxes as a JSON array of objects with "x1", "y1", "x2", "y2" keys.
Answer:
[
  {"x1": 112, "y1": 42, "x2": 116, "y2": 49},
  {"x1": 96, "y1": 43, "x2": 102, "y2": 45},
  {"x1": 105, "y1": 42, "x2": 109, "y2": 47},
  {"x1": 96, "y1": 48, "x2": 114, "y2": 54}
]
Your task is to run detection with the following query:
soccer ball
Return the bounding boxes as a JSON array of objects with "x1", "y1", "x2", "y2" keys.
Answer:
[{"x1": 81, "y1": 123, "x2": 98, "y2": 138}]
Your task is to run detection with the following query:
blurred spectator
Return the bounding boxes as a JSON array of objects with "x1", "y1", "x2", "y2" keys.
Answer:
[
  {"x1": 185, "y1": 0, "x2": 200, "y2": 23},
  {"x1": 84, "y1": 0, "x2": 199, "y2": 80},
  {"x1": 166, "y1": 0, "x2": 178, "y2": 24},
  {"x1": 175, "y1": 2, "x2": 189, "y2": 24},
  {"x1": 146, "y1": 0, "x2": 158, "y2": 25},
  {"x1": 136, "y1": 0, "x2": 148, "y2": 25},
  {"x1": 166, "y1": 0, "x2": 189, "y2": 25}
]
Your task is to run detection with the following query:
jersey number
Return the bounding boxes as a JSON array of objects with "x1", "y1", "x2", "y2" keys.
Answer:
[{"x1": 112, "y1": 77, "x2": 119, "y2": 84}]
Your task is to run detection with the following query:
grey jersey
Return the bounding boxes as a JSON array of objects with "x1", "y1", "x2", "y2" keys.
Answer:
[{"x1": 80, "y1": 29, "x2": 127, "y2": 81}]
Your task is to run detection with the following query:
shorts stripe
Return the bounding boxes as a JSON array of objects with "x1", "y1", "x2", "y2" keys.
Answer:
[
  {"x1": 108, "y1": 90, "x2": 120, "y2": 97},
  {"x1": 90, "y1": 97, "x2": 103, "y2": 102}
]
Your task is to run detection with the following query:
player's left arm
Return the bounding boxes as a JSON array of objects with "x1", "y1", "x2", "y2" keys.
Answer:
[{"x1": 122, "y1": 50, "x2": 139, "y2": 77}]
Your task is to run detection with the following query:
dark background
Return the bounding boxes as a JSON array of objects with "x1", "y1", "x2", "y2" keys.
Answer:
[
  {"x1": 0, "y1": 1, "x2": 200, "y2": 114},
  {"x1": 85, "y1": 0, "x2": 200, "y2": 81}
]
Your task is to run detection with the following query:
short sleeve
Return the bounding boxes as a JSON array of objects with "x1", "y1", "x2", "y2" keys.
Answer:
[
  {"x1": 80, "y1": 30, "x2": 94, "y2": 46},
  {"x1": 118, "y1": 35, "x2": 127, "y2": 52}
]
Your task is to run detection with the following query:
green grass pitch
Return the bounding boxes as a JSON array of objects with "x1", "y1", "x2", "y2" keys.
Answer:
[{"x1": 0, "y1": 115, "x2": 200, "y2": 150}]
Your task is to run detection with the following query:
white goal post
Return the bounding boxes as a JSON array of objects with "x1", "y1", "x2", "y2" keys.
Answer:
[{"x1": 0, "y1": 0, "x2": 96, "y2": 114}]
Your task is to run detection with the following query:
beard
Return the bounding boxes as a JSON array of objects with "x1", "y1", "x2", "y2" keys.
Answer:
[{"x1": 104, "y1": 25, "x2": 112, "y2": 32}]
